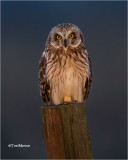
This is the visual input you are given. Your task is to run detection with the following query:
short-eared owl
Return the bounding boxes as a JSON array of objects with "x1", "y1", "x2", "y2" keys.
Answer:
[{"x1": 38, "y1": 23, "x2": 92, "y2": 105}]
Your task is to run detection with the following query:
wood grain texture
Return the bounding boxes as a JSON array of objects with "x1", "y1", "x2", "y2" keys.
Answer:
[{"x1": 41, "y1": 103, "x2": 93, "y2": 159}]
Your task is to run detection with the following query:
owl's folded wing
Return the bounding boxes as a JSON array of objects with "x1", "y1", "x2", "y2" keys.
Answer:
[
  {"x1": 83, "y1": 75, "x2": 92, "y2": 101},
  {"x1": 83, "y1": 58, "x2": 92, "y2": 101},
  {"x1": 38, "y1": 52, "x2": 51, "y2": 105}
]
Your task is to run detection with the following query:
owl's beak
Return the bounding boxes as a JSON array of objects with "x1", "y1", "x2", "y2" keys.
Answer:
[{"x1": 64, "y1": 39, "x2": 67, "y2": 48}]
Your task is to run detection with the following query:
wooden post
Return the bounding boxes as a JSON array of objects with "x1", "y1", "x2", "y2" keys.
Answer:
[{"x1": 41, "y1": 103, "x2": 93, "y2": 159}]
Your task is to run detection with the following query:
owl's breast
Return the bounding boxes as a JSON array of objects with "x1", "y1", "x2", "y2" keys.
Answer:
[
  {"x1": 64, "y1": 67, "x2": 74, "y2": 87},
  {"x1": 62, "y1": 62, "x2": 81, "y2": 96}
]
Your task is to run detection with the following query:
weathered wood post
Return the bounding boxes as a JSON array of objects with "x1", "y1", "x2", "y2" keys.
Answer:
[{"x1": 41, "y1": 103, "x2": 93, "y2": 159}]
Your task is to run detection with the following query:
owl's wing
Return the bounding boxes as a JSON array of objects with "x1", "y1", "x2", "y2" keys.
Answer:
[
  {"x1": 83, "y1": 57, "x2": 92, "y2": 101},
  {"x1": 38, "y1": 52, "x2": 51, "y2": 105}
]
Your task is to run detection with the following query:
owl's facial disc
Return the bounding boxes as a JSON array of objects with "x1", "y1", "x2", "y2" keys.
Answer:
[{"x1": 49, "y1": 25, "x2": 83, "y2": 49}]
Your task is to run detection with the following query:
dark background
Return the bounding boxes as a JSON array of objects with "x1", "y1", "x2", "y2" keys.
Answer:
[{"x1": 1, "y1": 1, "x2": 127, "y2": 159}]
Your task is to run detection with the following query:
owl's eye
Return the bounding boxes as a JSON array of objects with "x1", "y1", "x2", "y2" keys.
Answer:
[
  {"x1": 56, "y1": 35, "x2": 62, "y2": 40},
  {"x1": 69, "y1": 33, "x2": 74, "y2": 39}
]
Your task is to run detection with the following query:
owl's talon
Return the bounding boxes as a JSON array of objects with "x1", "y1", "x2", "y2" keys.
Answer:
[
  {"x1": 72, "y1": 100, "x2": 78, "y2": 103},
  {"x1": 64, "y1": 101, "x2": 74, "y2": 105}
]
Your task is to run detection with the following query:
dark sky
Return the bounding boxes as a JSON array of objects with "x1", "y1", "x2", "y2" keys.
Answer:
[{"x1": 1, "y1": 1, "x2": 127, "y2": 159}]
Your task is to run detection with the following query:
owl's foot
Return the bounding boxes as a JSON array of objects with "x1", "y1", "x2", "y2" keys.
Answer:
[
  {"x1": 63, "y1": 101, "x2": 78, "y2": 104},
  {"x1": 64, "y1": 96, "x2": 72, "y2": 104}
]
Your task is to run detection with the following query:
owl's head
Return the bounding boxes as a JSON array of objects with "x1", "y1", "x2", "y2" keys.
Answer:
[{"x1": 46, "y1": 23, "x2": 85, "y2": 50}]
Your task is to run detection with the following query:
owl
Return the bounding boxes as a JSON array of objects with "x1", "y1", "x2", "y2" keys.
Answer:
[{"x1": 38, "y1": 23, "x2": 92, "y2": 105}]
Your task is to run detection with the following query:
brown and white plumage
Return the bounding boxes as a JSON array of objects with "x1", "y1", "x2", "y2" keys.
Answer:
[{"x1": 38, "y1": 23, "x2": 92, "y2": 105}]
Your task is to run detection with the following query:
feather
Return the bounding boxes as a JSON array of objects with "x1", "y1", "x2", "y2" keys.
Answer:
[
  {"x1": 38, "y1": 52, "x2": 51, "y2": 105},
  {"x1": 83, "y1": 57, "x2": 92, "y2": 101}
]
